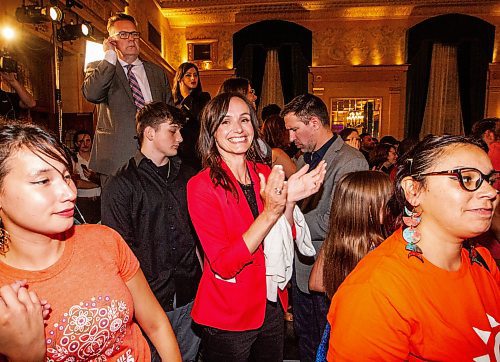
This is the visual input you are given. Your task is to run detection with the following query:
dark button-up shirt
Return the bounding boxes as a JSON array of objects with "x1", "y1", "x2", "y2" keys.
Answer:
[
  {"x1": 101, "y1": 152, "x2": 201, "y2": 312},
  {"x1": 303, "y1": 135, "x2": 337, "y2": 171}
]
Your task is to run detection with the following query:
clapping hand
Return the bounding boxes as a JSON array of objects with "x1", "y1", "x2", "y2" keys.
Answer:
[
  {"x1": 287, "y1": 160, "x2": 327, "y2": 202},
  {"x1": 259, "y1": 165, "x2": 287, "y2": 218}
]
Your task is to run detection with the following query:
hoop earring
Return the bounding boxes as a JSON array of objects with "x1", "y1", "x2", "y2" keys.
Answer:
[
  {"x1": 0, "y1": 227, "x2": 10, "y2": 255},
  {"x1": 403, "y1": 205, "x2": 423, "y2": 262}
]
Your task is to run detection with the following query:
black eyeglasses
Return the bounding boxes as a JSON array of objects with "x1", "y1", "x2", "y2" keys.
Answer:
[
  {"x1": 413, "y1": 167, "x2": 500, "y2": 192},
  {"x1": 112, "y1": 31, "x2": 140, "y2": 39}
]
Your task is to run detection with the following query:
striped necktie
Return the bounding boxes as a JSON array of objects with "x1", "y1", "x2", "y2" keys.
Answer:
[{"x1": 125, "y1": 64, "x2": 145, "y2": 109}]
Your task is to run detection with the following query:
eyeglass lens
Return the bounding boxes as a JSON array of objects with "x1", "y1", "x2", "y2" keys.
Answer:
[
  {"x1": 459, "y1": 169, "x2": 500, "y2": 191},
  {"x1": 117, "y1": 31, "x2": 140, "y2": 39}
]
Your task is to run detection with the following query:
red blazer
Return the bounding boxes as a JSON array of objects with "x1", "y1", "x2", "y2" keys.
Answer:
[{"x1": 188, "y1": 160, "x2": 276, "y2": 331}]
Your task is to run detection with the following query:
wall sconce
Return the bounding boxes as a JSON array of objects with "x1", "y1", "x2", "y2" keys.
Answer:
[
  {"x1": 57, "y1": 22, "x2": 92, "y2": 42},
  {"x1": 15, "y1": 5, "x2": 63, "y2": 24}
]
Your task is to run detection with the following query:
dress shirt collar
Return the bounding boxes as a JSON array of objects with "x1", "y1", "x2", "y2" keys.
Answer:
[{"x1": 303, "y1": 134, "x2": 337, "y2": 169}]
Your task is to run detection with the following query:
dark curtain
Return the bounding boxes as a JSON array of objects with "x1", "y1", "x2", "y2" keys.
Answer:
[
  {"x1": 233, "y1": 20, "x2": 312, "y2": 107},
  {"x1": 278, "y1": 44, "x2": 309, "y2": 103},
  {"x1": 234, "y1": 44, "x2": 267, "y2": 104},
  {"x1": 405, "y1": 41, "x2": 433, "y2": 137},
  {"x1": 457, "y1": 39, "x2": 491, "y2": 134},
  {"x1": 405, "y1": 14, "x2": 494, "y2": 138}
]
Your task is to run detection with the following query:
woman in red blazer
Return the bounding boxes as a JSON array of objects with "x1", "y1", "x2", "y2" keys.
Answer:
[{"x1": 187, "y1": 93, "x2": 325, "y2": 361}]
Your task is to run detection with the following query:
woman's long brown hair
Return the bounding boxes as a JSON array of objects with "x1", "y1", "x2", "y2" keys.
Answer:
[{"x1": 322, "y1": 170, "x2": 393, "y2": 298}]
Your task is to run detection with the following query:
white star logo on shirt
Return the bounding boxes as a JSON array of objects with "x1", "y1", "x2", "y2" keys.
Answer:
[{"x1": 472, "y1": 314, "x2": 500, "y2": 362}]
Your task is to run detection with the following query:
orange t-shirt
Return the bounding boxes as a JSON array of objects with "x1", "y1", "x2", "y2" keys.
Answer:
[
  {"x1": 327, "y1": 229, "x2": 500, "y2": 361},
  {"x1": 0, "y1": 224, "x2": 151, "y2": 361}
]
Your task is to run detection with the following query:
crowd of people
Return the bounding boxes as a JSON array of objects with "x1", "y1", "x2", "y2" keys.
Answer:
[{"x1": 0, "y1": 11, "x2": 499, "y2": 362}]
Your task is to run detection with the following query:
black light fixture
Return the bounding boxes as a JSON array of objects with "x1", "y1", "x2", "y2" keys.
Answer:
[
  {"x1": 15, "y1": 4, "x2": 63, "y2": 24},
  {"x1": 57, "y1": 22, "x2": 92, "y2": 42}
]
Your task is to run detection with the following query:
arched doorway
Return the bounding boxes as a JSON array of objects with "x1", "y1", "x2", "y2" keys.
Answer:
[
  {"x1": 233, "y1": 20, "x2": 312, "y2": 107},
  {"x1": 405, "y1": 14, "x2": 495, "y2": 137}
]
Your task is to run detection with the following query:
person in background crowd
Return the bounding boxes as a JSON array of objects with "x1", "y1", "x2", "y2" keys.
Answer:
[
  {"x1": 261, "y1": 115, "x2": 297, "y2": 178},
  {"x1": 72, "y1": 130, "x2": 101, "y2": 224},
  {"x1": 172, "y1": 62, "x2": 211, "y2": 170},
  {"x1": 359, "y1": 132, "x2": 375, "y2": 161},
  {"x1": 472, "y1": 117, "x2": 500, "y2": 171},
  {"x1": 187, "y1": 93, "x2": 326, "y2": 362},
  {"x1": 0, "y1": 71, "x2": 36, "y2": 120},
  {"x1": 102, "y1": 102, "x2": 201, "y2": 361},
  {"x1": 309, "y1": 170, "x2": 392, "y2": 361},
  {"x1": 282, "y1": 94, "x2": 368, "y2": 361},
  {"x1": 369, "y1": 143, "x2": 398, "y2": 175},
  {"x1": 328, "y1": 135, "x2": 499, "y2": 360},
  {"x1": 218, "y1": 77, "x2": 258, "y2": 109},
  {"x1": 338, "y1": 128, "x2": 361, "y2": 150},
  {"x1": 261, "y1": 104, "x2": 282, "y2": 123},
  {"x1": 82, "y1": 13, "x2": 173, "y2": 177},
  {"x1": 379, "y1": 135, "x2": 400, "y2": 150},
  {"x1": 0, "y1": 123, "x2": 181, "y2": 361}
]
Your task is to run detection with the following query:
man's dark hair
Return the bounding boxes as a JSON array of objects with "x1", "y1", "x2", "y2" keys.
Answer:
[
  {"x1": 261, "y1": 104, "x2": 281, "y2": 122},
  {"x1": 107, "y1": 13, "x2": 137, "y2": 33},
  {"x1": 281, "y1": 94, "x2": 329, "y2": 126},
  {"x1": 471, "y1": 117, "x2": 499, "y2": 140},
  {"x1": 379, "y1": 135, "x2": 399, "y2": 146},
  {"x1": 359, "y1": 132, "x2": 371, "y2": 139},
  {"x1": 73, "y1": 130, "x2": 91, "y2": 149},
  {"x1": 136, "y1": 102, "x2": 186, "y2": 147}
]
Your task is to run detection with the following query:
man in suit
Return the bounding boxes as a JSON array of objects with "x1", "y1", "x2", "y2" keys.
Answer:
[
  {"x1": 282, "y1": 94, "x2": 368, "y2": 361},
  {"x1": 82, "y1": 13, "x2": 173, "y2": 176}
]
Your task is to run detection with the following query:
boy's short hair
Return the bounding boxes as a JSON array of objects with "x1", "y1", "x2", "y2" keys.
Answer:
[{"x1": 136, "y1": 102, "x2": 185, "y2": 146}]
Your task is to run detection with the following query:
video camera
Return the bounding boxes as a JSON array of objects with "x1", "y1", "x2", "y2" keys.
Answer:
[{"x1": 0, "y1": 52, "x2": 18, "y2": 73}]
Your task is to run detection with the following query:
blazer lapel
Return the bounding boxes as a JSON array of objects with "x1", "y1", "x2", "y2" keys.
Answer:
[{"x1": 116, "y1": 63, "x2": 134, "y2": 103}]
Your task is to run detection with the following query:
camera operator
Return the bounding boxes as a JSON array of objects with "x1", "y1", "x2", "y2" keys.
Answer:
[{"x1": 0, "y1": 71, "x2": 36, "y2": 119}]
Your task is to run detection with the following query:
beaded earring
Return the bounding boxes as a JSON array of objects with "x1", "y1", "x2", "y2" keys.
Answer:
[
  {"x1": 0, "y1": 227, "x2": 10, "y2": 255},
  {"x1": 402, "y1": 205, "x2": 423, "y2": 262}
]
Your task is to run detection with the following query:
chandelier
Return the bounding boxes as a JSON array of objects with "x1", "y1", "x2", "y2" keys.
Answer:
[{"x1": 346, "y1": 110, "x2": 364, "y2": 128}]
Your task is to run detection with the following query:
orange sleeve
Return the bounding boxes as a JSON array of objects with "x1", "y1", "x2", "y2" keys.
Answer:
[
  {"x1": 109, "y1": 227, "x2": 140, "y2": 282},
  {"x1": 327, "y1": 281, "x2": 411, "y2": 361}
]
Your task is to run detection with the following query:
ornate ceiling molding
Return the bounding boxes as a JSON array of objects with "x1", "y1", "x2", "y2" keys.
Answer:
[{"x1": 156, "y1": 0, "x2": 499, "y2": 27}]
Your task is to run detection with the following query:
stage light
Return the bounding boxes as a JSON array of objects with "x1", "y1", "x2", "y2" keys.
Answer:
[
  {"x1": 57, "y1": 23, "x2": 93, "y2": 42},
  {"x1": 49, "y1": 7, "x2": 63, "y2": 22},
  {"x1": 1, "y1": 26, "x2": 15, "y2": 41},
  {"x1": 15, "y1": 5, "x2": 63, "y2": 24}
]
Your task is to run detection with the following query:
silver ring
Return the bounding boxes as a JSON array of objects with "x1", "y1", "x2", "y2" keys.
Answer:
[{"x1": 274, "y1": 187, "x2": 282, "y2": 195}]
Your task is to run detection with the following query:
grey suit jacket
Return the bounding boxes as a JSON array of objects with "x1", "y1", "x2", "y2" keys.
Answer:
[
  {"x1": 295, "y1": 136, "x2": 369, "y2": 293},
  {"x1": 82, "y1": 59, "x2": 173, "y2": 176}
]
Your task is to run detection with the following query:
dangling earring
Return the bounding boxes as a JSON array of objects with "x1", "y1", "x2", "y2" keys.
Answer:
[
  {"x1": 0, "y1": 226, "x2": 10, "y2": 255},
  {"x1": 402, "y1": 205, "x2": 423, "y2": 262}
]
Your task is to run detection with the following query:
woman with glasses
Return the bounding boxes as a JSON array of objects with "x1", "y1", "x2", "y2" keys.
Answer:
[
  {"x1": 338, "y1": 128, "x2": 361, "y2": 150},
  {"x1": 172, "y1": 62, "x2": 211, "y2": 169},
  {"x1": 327, "y1": 135, "x2": 500, "y2": 360}
]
